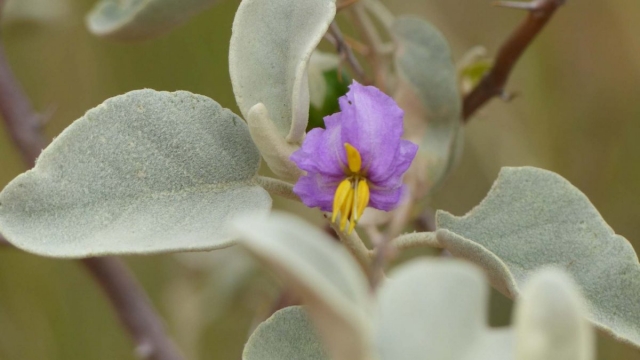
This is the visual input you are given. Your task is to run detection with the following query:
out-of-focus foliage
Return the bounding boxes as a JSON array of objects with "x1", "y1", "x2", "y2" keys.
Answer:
[
  {"x1": 237, "y1": 212, "x2": 593, "y2": 360},
  {"x1": 86, "y1": 0, "x2": 220, "y2": 40},
  {"x1": 0, "y1": 0, "x2": 639, "y2": 359}
]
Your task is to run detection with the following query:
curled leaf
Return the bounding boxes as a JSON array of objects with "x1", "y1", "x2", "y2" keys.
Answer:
[{"x1": 229, "y1": 0, "x2": 337, "y2": 143}]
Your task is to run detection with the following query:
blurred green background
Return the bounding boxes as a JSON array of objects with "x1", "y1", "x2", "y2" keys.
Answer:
[{"x1": 0, "y1": 0, "x2": 639, "y2": 359}]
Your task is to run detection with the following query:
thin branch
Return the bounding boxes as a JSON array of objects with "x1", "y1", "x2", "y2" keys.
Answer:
[
  {"x1": 462, "y1": 0, "x2": 566, "y2": 121},
  {"x1": 82, "y1": 258, "x2": 184, "y2": 360},
  {"x1": 0, "y1": 31, "x2": 46, "y2": 167},
  {"x1": 0, "y1": 8, "x2": 185, "y2": 359},
  {"x1": 326, "y1": 22, "x2": 369, "y2": 83},
  {"x1": 349, "y1": 3, "x2": 390, "y2": 90}
]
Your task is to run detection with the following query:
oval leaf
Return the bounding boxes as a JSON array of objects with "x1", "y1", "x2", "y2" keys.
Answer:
[
  {"x1": 0, "y1": 90, "x2": 271, "y2": 257},
  {"x1": 229, "y1": 0, "x2": 336, "y2": 143},
  {"x1": 86, "y1": 0, "x2": 219, "y2": 41},
  {"x1": 233, "y1": 212, "x2": 373, "y2": 360},
  {"x1": 244, "y1": 306, "x2": 330, "y2": 360},
  {"x1": 375, "y1": 259, "x2": 514, "y2": 360},
  {"x1": 391, "y1": 16, "x2": 462, "y2": 194},
  {"x1": 436, "y1": 166, "x2": 640, "y2": 348}
]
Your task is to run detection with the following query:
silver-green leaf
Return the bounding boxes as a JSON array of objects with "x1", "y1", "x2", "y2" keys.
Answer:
[
  {"x1": 391, "y1": 16, "x2": 462, "y2": 194},
  {"x1": 0, "y1": 89, "x2": 271, "y2": 257},
  {"x1": 233, "y1": 212, "x2": 373, "y2": 360},
  {"x1": 86, "y1": 0, "x2": 219, "y2": 41},
  {"x1": 375, "y1": 260, "x2": 514, "y2": 360},
  {"x1": 436, "y1": 166, "x2": 640, "y2": 348},
  {"x1": 244, "y1": 306, "x2": 330, "y2": 360},
  {"x1": 229, "y1": 0, "x2": 336, "y2": 143}
]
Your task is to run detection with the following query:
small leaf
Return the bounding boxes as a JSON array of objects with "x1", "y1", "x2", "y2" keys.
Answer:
[
  {"x1": 233, "y1": 212, "x2": 374, "y2": 360},
  {"x1": 375, "y1": 259, "x2": 514, "y2": 360},
  {"x1": 391, "y1": 16, "x2": 462, "y2": 194},
  {"x1": 436, "y1": 166, "x2": 640, "y2": 348},
  {"x1": 0, "y1": 90, "x2": 271, "y2": 257},
  {"x1": 229, "y1": 0, "x2": 336, "y2": 143},
  {"x1": 244, "y1": 306, "x2": 330, "y2": 360},
  {"x1": 246, "y1": 103, "x2": 304, "y2": 182},
  {"x1": 86, "y1": 0, "x2": 219, "y2": 41},
  {"x1": 515, "y1": 268, "x2": 594, "y2": 360}
]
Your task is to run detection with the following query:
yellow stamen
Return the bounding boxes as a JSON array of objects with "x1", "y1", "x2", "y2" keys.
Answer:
[
  {"x1": 339, "y1": 186, "x2": 354, "y2": 231},
  {"x1": 332, "y1": 179, "x2": 353, "y2": 223},
  {"x1": 344, "y1": 143, "x2": 362, "y2": 173},
  {"x1": 354, "y1": 180, "x2": 370, "y2": 222}
]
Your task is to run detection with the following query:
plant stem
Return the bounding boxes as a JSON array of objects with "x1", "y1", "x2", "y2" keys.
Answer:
[
  {"x1": 326, "y1": 22, "x2": 369, "y2": 84},
  {"x1": 349, "y1": 3, "x2": 391, "y2": 90},
  {"x1": 463, "y1": 0, "x2": 565, "y2": 121},
  {"x1": 82, "y1": 258, "x2": 184, "y2": 360},
  {"x1": 0, "y1": 8, "x2": 185, "y2": 359},
  {"x1": 0, "y1": 28, "x2": 46, "y2": 167},
  {"x1": 256, "y1": 176, "x2": 300, "y2": 202},
  {"x1": 326, "y1": 215, "x2": 373, "y2": 273},
  {"x1": 390, "y1": 232, "x2": 441, "y2": 252}
]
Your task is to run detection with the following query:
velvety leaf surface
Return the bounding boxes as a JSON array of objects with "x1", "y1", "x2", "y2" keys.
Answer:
[
  {"x1": 375, "y1": 259, "x2": 514, "y2": 360},
  {"x1": 86, "y1": 0, "x2": 219, "y2": 40},
  {"x1": 229, "y1": 0, "x2": 336, "y2": 143},
  {"x1": 243, "y1": 306, "x2": 330, "y2": 360},
  {"x1": 233, "y1": 212, "x2": 373, "y2": 360},
  {"x1": 515, "y1": 268, "x2": 594, "y2": 360},
  {"x1": 391, "y1": 16, "x2": 462, "y2": 194},
  {"x1": 0, "y1": 90, "x2": 270, "y2": 257},
  {"x1": 436, "y1": 166, "x2": 640, "y2": 348}
]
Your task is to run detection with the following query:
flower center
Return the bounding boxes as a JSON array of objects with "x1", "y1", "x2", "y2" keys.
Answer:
[{"x1": 331, "y1": 143, "x2": 370, "y2": 234}]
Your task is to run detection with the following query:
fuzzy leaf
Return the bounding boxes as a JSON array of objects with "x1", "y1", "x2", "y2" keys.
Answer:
[
  {"x1": 391, "y1": 16, "x2": 462, "y2": 194},
  {"x1": 86, "y1": 0, "x2": 219, "y2": 41},
  {"x1": 0, "y1": 90, "x2": 270, "y2": 257},
  {"x1": 233, "y1": 212, "x2": 373, "y2": 360},
  {"x1": 244, "y1": 306, "x2": 330, "y2": 360},
  {"x1": 229, "y1": 0, "x2": 336, "y2": 143},
  {"x1": 375, "y1": 260, "x2": 514, "y2": 360},
  {"x1": 437, "y1": 166, "x2": 640, "y2": 348}
]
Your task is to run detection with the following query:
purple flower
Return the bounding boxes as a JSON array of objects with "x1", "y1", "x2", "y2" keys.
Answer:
[{"x1": 291, "y1": 81, "x2": 418, "y2": 233}]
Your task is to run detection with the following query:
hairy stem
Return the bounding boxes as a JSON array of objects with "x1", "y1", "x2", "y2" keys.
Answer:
[
  {"x1": 256, "y1": 176, "x2": 300, "y2": 202},
  {"x1": 463, "y1": 0, "x2": 565, "y2": 121},
  {"x1": 391, "y1": 232, "x2": 441, "y2": 252},
  {"x1": 0, "y1": 8, "x2": 185, "y2": 359},
  {"x1": 326, "y1": 215, "x2": 373, "y2": 273}
]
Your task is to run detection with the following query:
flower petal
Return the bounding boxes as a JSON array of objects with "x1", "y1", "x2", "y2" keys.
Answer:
[
  {"x1": 369, "y1": 139, "x2": 418, "y2": 187},
  {"x1": 290, "y1": 113, "x2": 345, "y2": 177},
  {"x1": 293, "y1": 173, "x2": 341, "y2": 211},
  {"x1": 369, "y1": 185, "x2": 405, "y2": 211},
  {"x1": 339, "y1": 82, "x2": 405, "y2": 178}
]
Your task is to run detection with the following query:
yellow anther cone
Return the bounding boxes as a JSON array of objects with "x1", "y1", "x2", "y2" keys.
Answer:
[{"x1": 344, "y1": 143, "x2": 362, "y2": 173}]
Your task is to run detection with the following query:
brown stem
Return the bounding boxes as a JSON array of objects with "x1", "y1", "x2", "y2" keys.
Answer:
[
  {"x1": 82, "y1": 258, "x2": 184, "y2": 360},
  {"x1": 0, "y1": 7, "x2": 185, "y2": 360},
  {"x1": 462, "y1": 0, "x2": 566, "y2": 121},
  {"x1": 0, "y1": 32, "x2": 46, "y2": 167},
  {"x1": 326, "y1": 22, "x2": 369, "y2": 83},
  {"x1": 0, "y1": 234, "x2": 11, "y2": 247}
]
